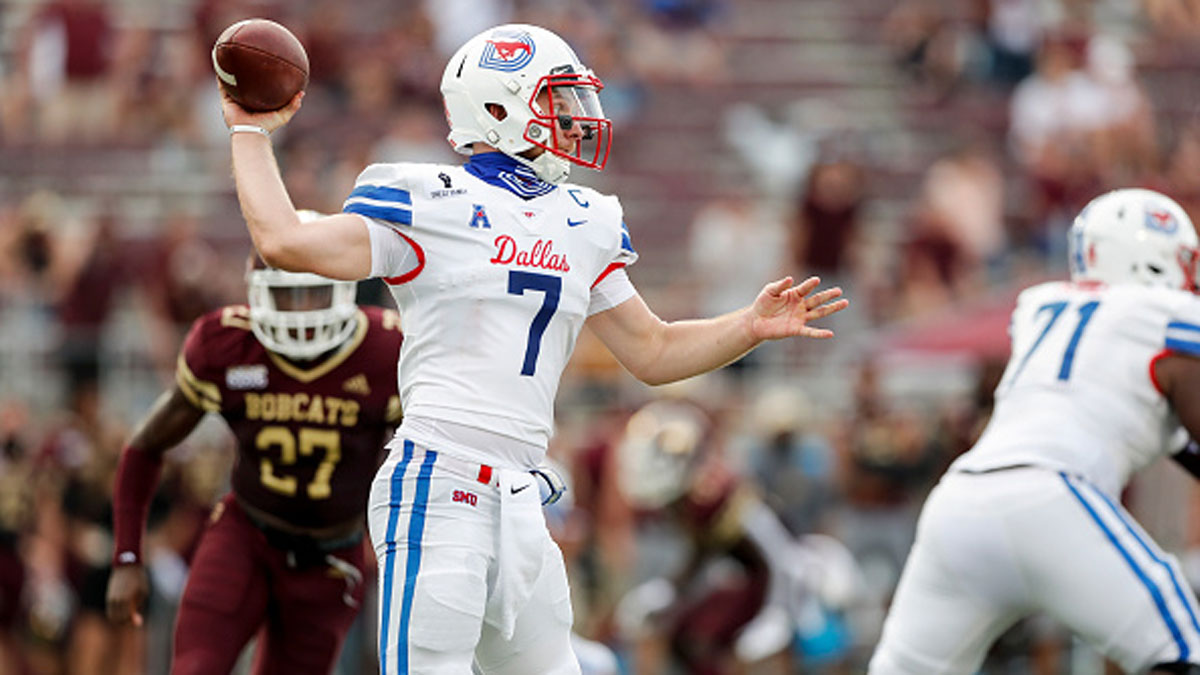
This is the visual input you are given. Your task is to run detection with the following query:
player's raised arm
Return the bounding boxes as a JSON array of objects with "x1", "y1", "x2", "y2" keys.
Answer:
[
  {"x1": 213, "y1": 21, "x2": 370, "y2": 279},
  {"x1": 106, "y1": 385, "x2": 206, "y2": 626},
  {"x1": 587, "y1": 275, "x2": 846, "y2": 386},
  {"x1": 219, "y1": 90, "x2": 371, "y2": 281}
]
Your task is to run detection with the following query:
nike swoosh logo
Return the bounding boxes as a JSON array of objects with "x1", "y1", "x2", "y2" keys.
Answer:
[
  {"x1": 510, "y1": 484, "x2": 530, "y2": 495},
  {"x1": 567, "y1": 218, "x2": 587, "y2": 227}
]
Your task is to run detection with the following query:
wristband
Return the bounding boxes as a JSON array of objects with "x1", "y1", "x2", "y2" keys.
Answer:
[
  {"x1": 112, "y1": 446, "x2": 164, "y2": 566},
  {"x1": 229, "y1": 124, "x2": 270, "y2": 138}
]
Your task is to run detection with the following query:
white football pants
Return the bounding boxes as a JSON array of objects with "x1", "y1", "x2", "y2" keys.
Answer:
[
  {"x1": 367, "y1": 437, "x2": 580, "y2": 675},
  {"x1": 870, "y1": 467, "x2": 1200, "y2": 674}
]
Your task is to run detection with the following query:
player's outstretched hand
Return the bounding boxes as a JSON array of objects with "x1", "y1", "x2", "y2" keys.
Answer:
[
  {"x1": 749, "y1": 276, "x2": 847, "y2": 341},
  {"x1": 218, "y1": 79, "x2": 303, "y2": 134},
  {"x1": 106, "y1": 564, "x2": 149, "y2": 627}
]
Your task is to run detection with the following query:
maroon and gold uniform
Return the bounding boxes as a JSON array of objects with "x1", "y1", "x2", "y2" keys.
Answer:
[
  {"x1": 666, "y1": 461, "x2": 769, "y2": 675},
  {"x1": 176, "y1": 304, "x2": 401, "y2": 530},
  {"x1": 170, "y1": 304, "x2": 401, "y2": 675}
]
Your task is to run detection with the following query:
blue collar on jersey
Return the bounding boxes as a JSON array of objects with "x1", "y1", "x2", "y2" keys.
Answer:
[{"x1": 464, "y1": 152, "x2": 557, "y2": 200}]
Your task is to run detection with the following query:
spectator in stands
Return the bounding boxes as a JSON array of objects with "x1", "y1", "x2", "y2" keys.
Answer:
[
  {"x1": 423, "y1": 0, "x2": 515, "y2": 57},
  {"x1": 1080, "y1": 34, "x2": 1158, "y2": 186},
  {"x1": 599, "y1": 37, "x2": 649, "y2": 124},
  {"x1": 911, "y1": 140, "x2": 1007, "y2": 292},
  {"x1": 0, "y1": 400, "x2": 34, "y2": 675},
  {"x1": 55, "y1": 208, "x2": 129, "y2": 395},
  {"x1": 36, "y1": 379, "x2": 134, "y2": 675},
  {"x1": 830, "y1": 360, "x2": 945, "y2": 628},
  {"x1": 626, "y1": 0, "x2": 728, "y2": 84},
  {"x1": 744, "y1": 386, "x2": 840, "y2": 538},
  {"x1": 1008, "y1": 33, "x2": 1094, "y2": 170},
  {"x1": 689, "y1": 194, "x2": 787, "y2": 319},
  {"x1": 380, "y1": 9, "x2": 444, "y2": 102},
  {"x1": 688, "y1": 194, "x2": 788, "y2": 378},
  {"x1": 882, "y1": 0, "x2": 991, "y2": 100},
  {"x1": 0, "y1": 191, "x2": 67, "y2": 309},
  {"x1": 1141, "y1": 0, "x2": 1200, "y2": 38},
  {"x1": 889, "y1": 140, "x2": 1007, "y2": 322},
  {"x1": 19, "y1": 0, "x2": 118, "y2": 144},
  {"x1": 140, "y1": 211, "x2": 237, "y2": 376},
  {"x1": 1161, "y1": 121, "x2": 1200, "y2": 222},
  {"x1": 982, "y1": 0, "x2": 1042, "y2": 86},
  {"x1": 789, "y1": 159, "x2": 865, "y2": 285},
  {"x1": 1008, "y1": 32, "x2": 1102, "y2": 257}
]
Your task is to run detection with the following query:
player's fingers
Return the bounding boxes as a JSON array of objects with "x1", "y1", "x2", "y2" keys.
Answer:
[
  {"x1": 807, "y1": 298, "x2": 849, "y2": 320},
  {"x1": 216, "y1": 77, "x2": 242, "y2": 107},
  {"x1": 106, "y1": 598, "x2": 129, "y2": 623},
  {"x1": 803, "y1": 287, "x2": 843, "y2": 310},
  {"x1": 790, "y1": 275, "x2": 821, "y2": 297},
  {"x1": 283, "y1": 90, "x2": 304, "y2": 113},
  {"x1": 801, "y1": 326, "x2": 835, "y2": 339},
  {"x1": 764, "y1": 277, "x2": 794, "y2": 297}
]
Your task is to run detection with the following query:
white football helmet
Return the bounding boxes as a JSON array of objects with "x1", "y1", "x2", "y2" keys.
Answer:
[
  {"x1": 1068, "y1": 188, "x2": 1200, "y2": 291},
  {"x1": 441, "y1": 23, "x2": 612, "y2": 184},
  {"x1": 246, "y1": 211, "x2": 359, "y2": 360},
  {"x1": 616, "y1": 399, "x2": 712, "y2": 509}
]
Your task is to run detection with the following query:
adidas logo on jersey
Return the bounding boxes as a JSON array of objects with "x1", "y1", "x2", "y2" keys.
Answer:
[
  {"x1": 343, "y1": 374, "x2": 371, "y2": 396},
  {"x1": 226, "y1": 365, "x2": 268, "y2": 390}
]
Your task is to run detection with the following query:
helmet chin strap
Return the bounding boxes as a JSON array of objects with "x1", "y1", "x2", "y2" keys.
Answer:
[{"x1": 526, "y1": 151, "x2": 571, "y2": 184}]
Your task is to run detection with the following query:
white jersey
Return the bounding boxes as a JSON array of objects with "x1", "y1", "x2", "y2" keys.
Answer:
[
  {"x1": 952, "y1": 281, "x2": 1200, "y2": 495},
  {"x1": 343, "y1": 161, "x2": 637, "y2": 455}
]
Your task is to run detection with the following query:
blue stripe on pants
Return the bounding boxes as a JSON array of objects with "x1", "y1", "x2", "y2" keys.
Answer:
[
  {"x1": 1086, "y1": 482, "x2": 1200, "y2": 637},
  {"x1": 396, "y1": 450, "x2": 438, "y2": 675},
  {"x1": 379, "y1": 440, "x2": 414, "y2": 675},
  {"x1": 1059, "y1": 472, "x2": 1188, "y2": 660}
]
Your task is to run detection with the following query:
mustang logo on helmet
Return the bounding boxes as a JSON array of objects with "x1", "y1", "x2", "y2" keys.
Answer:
[
  {"x1": 1069, "y1": 188, "x2": 1200, "y2": 292},
  {"x1": 479, "y1": 33, "x2": 535, "y2": 71},
  {"x1": 1146, "y1": 209, "x2": 1179, "y2": 234}
]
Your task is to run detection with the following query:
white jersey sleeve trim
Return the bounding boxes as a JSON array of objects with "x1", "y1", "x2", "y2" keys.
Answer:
[
  {"x1": 588, "y1": 267, "x2": 636, "y2": 316},
  {"x1": 363, "y1": 215, "x2": 421, "y2": 281}
]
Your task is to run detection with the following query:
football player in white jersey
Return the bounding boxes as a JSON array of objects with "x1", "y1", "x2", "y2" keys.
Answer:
[
  {"x1": 869, "y1": 188, "x2": 1200, "y2": 675},
  {"x1": 218, "y1": 23, "x2": 848, "y2": 675}
]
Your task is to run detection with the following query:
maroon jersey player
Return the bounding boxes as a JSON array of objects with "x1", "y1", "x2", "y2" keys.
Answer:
[
  {"x1": 105, "y1": 258, "x2": 402, "y2": 675},
  {"x1": 615, "y1": 399, "x2": 862, "y2": 675}
]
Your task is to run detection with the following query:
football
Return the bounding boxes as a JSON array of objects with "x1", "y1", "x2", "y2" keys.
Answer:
[{"x1": 212, "y1": 18, "x2": 308, "y2": 112}]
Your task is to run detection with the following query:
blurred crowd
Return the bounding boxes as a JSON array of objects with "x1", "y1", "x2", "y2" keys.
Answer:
[{"x1": 5, "y1": 0, "x2": 1200, "y2": 673}]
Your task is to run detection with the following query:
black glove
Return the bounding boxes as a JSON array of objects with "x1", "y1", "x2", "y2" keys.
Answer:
[{"x1": 1172, "y1": 439, "x2": 1200, "y2": 480}]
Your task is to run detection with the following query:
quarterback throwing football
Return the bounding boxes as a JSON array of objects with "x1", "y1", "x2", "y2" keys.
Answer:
[{"x1": 220, "y1": 23, "x2": 847, "y2": 674}]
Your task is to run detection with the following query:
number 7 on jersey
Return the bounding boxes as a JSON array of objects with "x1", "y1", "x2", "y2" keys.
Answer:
[{"x1": 507, "y1": 270, "x2": 562, "y2": 376}]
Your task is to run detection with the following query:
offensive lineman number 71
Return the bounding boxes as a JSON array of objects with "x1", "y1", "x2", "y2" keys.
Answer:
[{"x1": 1006, "y1": 300, "x2": 1101, "y2": 387}]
